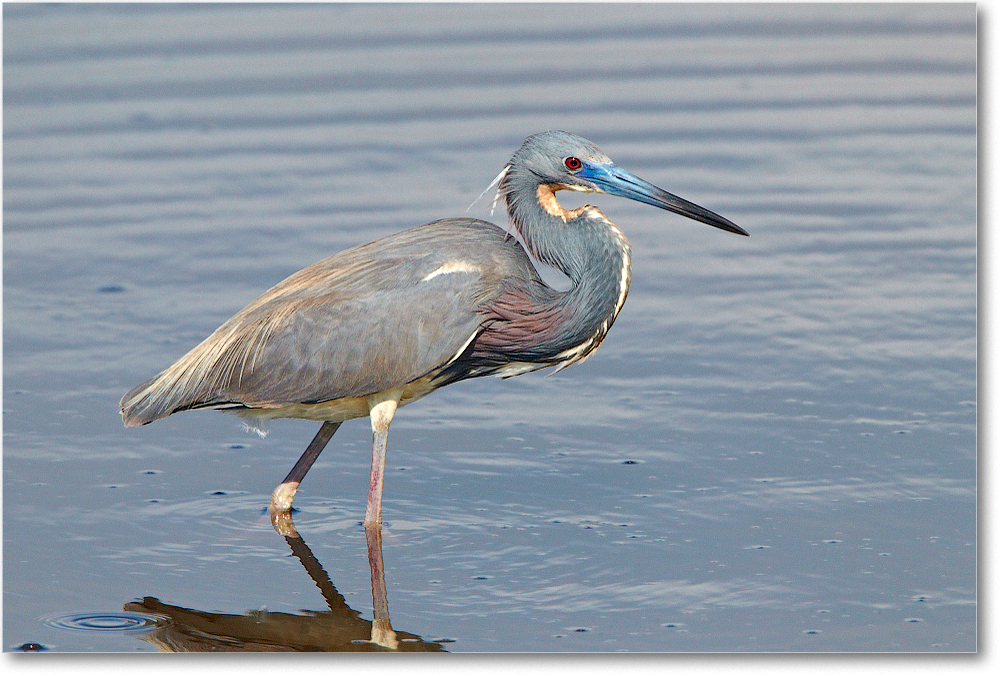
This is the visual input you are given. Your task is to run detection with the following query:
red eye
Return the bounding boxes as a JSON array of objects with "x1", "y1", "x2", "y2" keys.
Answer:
[{"x1": 564, "y1": 157, "x2": 582, "y2": 171}]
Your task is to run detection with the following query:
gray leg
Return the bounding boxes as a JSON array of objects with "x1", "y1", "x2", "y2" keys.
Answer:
[{"x1": 269, "y1": 421, "x2": 341, "y2": 513}]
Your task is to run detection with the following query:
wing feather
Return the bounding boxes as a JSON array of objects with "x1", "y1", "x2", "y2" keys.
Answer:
[{"x1": 121, "y1": 219, "x2": 538, "y2": 426}]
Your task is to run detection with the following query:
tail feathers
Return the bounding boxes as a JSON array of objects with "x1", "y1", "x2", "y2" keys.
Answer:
[
  {"x1": 120, "y1": 317, "x2": 259, "y2": 427},
  {"x1": 119, "y1": 384, "x2": 166, "y2": 427},
  {"x1": 120, "y1": 344, "x2": 239, "y2": 425},
  {"x1": 120, "y1": 375, "x2": 221, "y2": 427}
]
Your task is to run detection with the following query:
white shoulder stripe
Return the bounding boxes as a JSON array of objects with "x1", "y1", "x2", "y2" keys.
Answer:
[{"x1": 421, "y1": 261, "x2": 481, "y2": 282}]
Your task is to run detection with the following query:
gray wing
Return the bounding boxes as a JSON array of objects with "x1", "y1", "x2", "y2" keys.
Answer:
[{"x1": 121, "y1": 219, "x2": 540, "y2": 425}]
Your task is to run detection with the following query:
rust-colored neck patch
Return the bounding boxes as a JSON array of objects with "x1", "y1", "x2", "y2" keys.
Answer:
[{"x1": 536, "y1": 184, "x2": 593, "y2": 222}]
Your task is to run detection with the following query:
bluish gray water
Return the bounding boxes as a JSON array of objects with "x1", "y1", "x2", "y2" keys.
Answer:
[{"x1": 4, "y1": 3, "x2": 975, "y2": 652}]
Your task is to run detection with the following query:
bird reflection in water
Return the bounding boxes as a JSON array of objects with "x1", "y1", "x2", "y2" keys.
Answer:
[{"x1": 124, "y1": 518, "x2": 448, "y2": 652}]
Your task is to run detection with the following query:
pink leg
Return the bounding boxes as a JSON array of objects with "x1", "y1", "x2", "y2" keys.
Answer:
[
  {"x1": 365, "y1": 427, "x2": 390, "y2": 524},
  {"x1": 365, "y1": 522, "x2": 398, "y2": 649},
  {"x1": 364, "y1": 393, "x2": 401, "y2": 525}
]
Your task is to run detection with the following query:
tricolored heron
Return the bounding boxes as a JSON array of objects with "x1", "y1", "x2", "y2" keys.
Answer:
[{"x1": 121, "y1": 131, "x2": 748, "y2": 525}]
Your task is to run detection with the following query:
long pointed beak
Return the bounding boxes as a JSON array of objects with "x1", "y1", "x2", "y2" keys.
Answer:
[{"x1": 579, "y1": 162, "x2": 749, "y2": 237}]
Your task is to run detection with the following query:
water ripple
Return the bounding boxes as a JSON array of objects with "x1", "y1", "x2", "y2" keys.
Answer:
[{"x1": 42, "y1": 611, "x2": 161, "y2": 633}]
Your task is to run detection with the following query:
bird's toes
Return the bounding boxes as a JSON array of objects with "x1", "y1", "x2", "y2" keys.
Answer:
[{"x1": 268, "y1": 481, "x2": 299, "y2": 513}]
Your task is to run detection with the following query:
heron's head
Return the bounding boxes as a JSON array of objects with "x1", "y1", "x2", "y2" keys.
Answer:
[{"x1": 506, "y1": 130, "x2": 748, "y2": 236}]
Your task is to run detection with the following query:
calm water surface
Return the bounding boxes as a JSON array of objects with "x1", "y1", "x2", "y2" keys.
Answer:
[{"x1": 3, "y1": 3, "x2": 975, "y2": 652}]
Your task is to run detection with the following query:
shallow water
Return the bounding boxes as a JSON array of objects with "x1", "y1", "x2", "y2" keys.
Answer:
[{"x1": 3, "y1": 3, "x2": 976, "y2": 652}]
